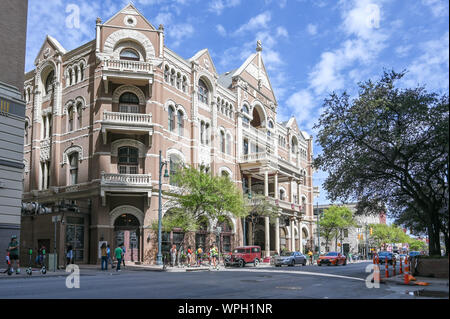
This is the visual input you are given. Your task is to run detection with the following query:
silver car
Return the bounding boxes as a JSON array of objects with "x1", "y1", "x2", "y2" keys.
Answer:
[{"x1": 273, "y1": 251, "x2": 307, "y2": 267}]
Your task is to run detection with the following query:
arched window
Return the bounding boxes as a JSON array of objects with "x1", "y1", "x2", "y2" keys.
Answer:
[
  {"x1": 280, "y1": 189, "x2": 286, "y2": 201},
  {"x1": 45, "y1": 70, "x2": 55, "y2": 95},
  {"x1": 76, "y1": 102, "x2": 82, "y2": 129},
  {"x1": 74, "y1": 67, "x2": 79, "y2": 84},
  {"x1": 221, "y1": 170, "x2": 229, "y2": 178},
  {"x1": 170, "y1": 69, "x2": 176, "y2": 86},
  {"x1": 267, "y1": 121, "x2": 274, "y2": 137},
  {"x1": 118, "y1": 146, "x2": 138, "y2": 174},
  {"x1": 68, "y1": 69, "x2": 73, "y2": 86},
  {"x1": 119, "y1": 92, "x2": 139, "y2": 113},
  {"x1": 68, "y1": 106, "x2": 74, "y2": 132},
  {"x1": 79, "y1": 64, "x2": 84, "y2": 81},
  {"x1": 205, "y1": 123, "x2": 210, "y2": 145},
  {"x1": 164, "y1": 65, "x2": 170, "y2": 82},
  {"x1": 48, "y1": 114, "x2": 52, "y2": 137},
  {"x1": 177, "y1": 110, "x2": 184, "y2": 136},
  {"x1": 200, "y1": 121, "x2": 205, "y2": 145},
  {"x1": 198, "y1": 79, "x2": 208, "y2": 104},
  {"x1": 176, "y1": 73, "x2": 181, "y2": 90},
  {"x1": 68, "y1": 152, "x2": 79, "y2": 185},
  {"x1": 120, "y1": 48, "x2": 140, "y2": 61},
  {"x1": 24, "y1": 122, "x2": 29, "y2": 144},
  {"x1": 168, "y1": 105, "x2": 175, "y2": 132},
  {"x1": 169, "y1": 154, "x2": 182, "y2": 186},
  {"x1": 292, "y1": 137, "x2": 298, "y2": 154},
  {"x1": 220, "y1": 130, "x2": 225, "y2": 153},
  {"x1": 182, "y1": 76, "x2": 187, "y2": 93},
  {"x1": 226, "y1": 133, "x2": 232, "y2": 155},
  {"x1": 242, "y1": 105, "x2": 250, "y2": 125}
]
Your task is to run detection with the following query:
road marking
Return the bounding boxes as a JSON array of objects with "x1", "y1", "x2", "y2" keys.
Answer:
[{"x1": 224, "y1": 269, "x2": 365, "y2": 282}]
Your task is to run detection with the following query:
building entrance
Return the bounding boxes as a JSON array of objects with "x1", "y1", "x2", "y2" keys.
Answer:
[{"x1": 114, "y1": 214, "x2": 140, "y2": 262}]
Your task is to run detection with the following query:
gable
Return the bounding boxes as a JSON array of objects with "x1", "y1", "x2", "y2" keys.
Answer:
[
  {"x1": 103, "y1": 3, "x2": 156, "y2": 30},
  {"x1": 34, "y1": 36, "x2": 66, "y2": 65},
  {"x1": 190, "y1": 49, "x2": 217, "y2": 75},
  {"x1": 286, "y1": 117, "x2": 300, "y2": 135}
]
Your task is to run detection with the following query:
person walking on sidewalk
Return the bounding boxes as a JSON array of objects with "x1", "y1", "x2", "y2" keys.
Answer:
[
  {"x1": 101, "y1": 243, "x2": 108, "y2": 270},
  {"x1": 107, "y1": 245, "x2": 114, "y2": 269},
  {"x1": 210, "y1": 244, "x2": 218, "y2": 269},
  {"x1": 121, "y1": 245, "x2": 126, "y2": 269},
  {"x1": 8, "y1": 235, "x2": 20, "y2": 274},
  {"x1": 196, "y1": 246, "x2": 203, "y2": 266},
  {"x1": 187, "y1": 246, "x2": 193, "y2": 267},
  {"x1": 115, "y1": 244, "x2": 124, "y2": 272},
  {"x1": 307, "y1": 250, "x2": 313, "y2": 265},
  {"x1": 66, "y1": 244, "x2": 73, "y2": 267},
  {"x1": 170, "y1": 245, "x2": 177, "y2": 267}
]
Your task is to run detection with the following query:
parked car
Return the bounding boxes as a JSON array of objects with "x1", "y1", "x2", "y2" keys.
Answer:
[
  {"x1": 273, "y1": 251, "x2": 307, "y2": 267},
  {"x1": 409, "y1": 251, "x2": 421, "y2": 257},
  {"x1": 224, "y1": 246, "x2": 261, "y2": 267},
  {"x1": 377, "y1": 251, "x2": 394, "y2": 264},
  {"x1": 317, "y1": 252, "x2": 347, "y2": 266}
]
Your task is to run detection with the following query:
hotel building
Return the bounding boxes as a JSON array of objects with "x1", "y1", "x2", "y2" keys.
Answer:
[{"x1": 21, "y1": 4, "x2": 315, "y2": 265}]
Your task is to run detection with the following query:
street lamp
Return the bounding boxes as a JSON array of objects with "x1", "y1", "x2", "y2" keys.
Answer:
[
  {"x1": 243, "y1": 191, "x2": 252, "y2": 246},
  {"x1": 156, "y1": 150, "x2": 169, "y2": 266}
]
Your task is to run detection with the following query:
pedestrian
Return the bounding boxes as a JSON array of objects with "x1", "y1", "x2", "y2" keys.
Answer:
[
  {"x1": 7, "y1": 235, "x2": 20, "y2": 274},
  {"x1": 3, "y1": 249, "x2": 11, "y2": 273},
  {"x1": 196, "y1": 246, "x2": 203, "y2": 266},
  {"x1": 121, "y1": 244, "x2": 126, "y2": 268},
  {"x1": 101, "y1": 243, "x2": 108, "y2": 270},
  {"x1": 187, "y1": 246, "x2": 192, "y2": 267},
  {"x1": 210, "y1": 244, "x2": 218, "y2": 269},
  {"x1": 177, "y1": 244, "x2": 184, "y2": 267},
  {"x1": 348, "y1": 252, "x2": 352, "y2": 263},
  {"x1": 66, "y1": 244, "x2": 73, "y2": 267},
  {"x1": 115, "y1": 244, "x2": 123, "y2": 271},
  {"x1": 307, "y1": 250, "x2": 313, "y2": 265},
  {"x1": 107, "y1": 245, "x2": 115, "y2": 269},
  {"x1": 38, "y1": 245, "x2": 46, "y2": 268},
  {"x1": 170, "y1": 244, "x2": 177, "y2": 267}
]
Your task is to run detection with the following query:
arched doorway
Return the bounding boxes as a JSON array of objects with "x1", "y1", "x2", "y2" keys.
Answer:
[
  {"x1": 216, "y1": 218, "x2": 233, "y2": 254},
  {"x1": 114, "y1": 214, "x2": 140, "y2": 262},
  {"x1": 161, "y1": 210, "x2": 185, "y2": 255}
]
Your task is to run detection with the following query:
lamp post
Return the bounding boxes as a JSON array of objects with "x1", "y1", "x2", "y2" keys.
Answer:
[
  {"x1": 156, "y1": 150, "x2": 169, "y2": 265},
  {"x1": 243, "y1": 191, "x2": 252, "y2": 246}
]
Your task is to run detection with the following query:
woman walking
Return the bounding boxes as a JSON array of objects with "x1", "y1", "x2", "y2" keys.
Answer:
[
  {"x1": 170, "y1": 244, "x2": 177, "y2": 267},
  {"x1": 66, "y1": 244, "x2": 73, "y2": 267},
  {"x1": 100, "y1": 243, "x2": 108, "y2": 270}
]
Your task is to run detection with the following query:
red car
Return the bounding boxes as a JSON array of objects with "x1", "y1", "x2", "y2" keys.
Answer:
[
  {"x1": 317, "y1": 252, "x2": 347, "y2": 266},
  {"x1": 224, "y1": 246, "x2": 261, "y2": 267}
]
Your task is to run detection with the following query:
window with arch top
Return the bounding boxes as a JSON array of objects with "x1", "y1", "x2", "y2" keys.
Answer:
[
  {"x1": 68, "y1": 152, "x2": 79, "y2": 185},
  {"x1": 120, "y1": 48, "x2": 140, "y2": 61},
  {"x1": 45, "y1": 70, "x2": 55, "y2": 95},
  {"x1": 177, "y1": 110, "x2": 184, "y2": 136},
  {"x1": 119, "y1": 92, "x2": 139, "y2": 113},
  {"x1": 169, "y1": 154, "x2": 182, "y2": 186},
  {"x1": 168, "y1": 105, "x2": 175, "y2": 132},
  {"x1": 198, "y1": 79, "x2": 209, "y2": 104},
  {"x1": 220, "y1": 130, "x2": 225, "y2": 153},
  {"x1": 118, "y1": 146, "x2": 138, "y2": 174}
]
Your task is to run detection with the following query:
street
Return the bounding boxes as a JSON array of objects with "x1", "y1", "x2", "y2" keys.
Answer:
[{"x1": 1, "y1": 262, "x2": 444, "y2": 299}]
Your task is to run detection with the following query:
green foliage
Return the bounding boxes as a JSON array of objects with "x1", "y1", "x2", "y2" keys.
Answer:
[
  {"x1": 244, "y1": 194, "x2": 279, "y2": 244},
  {"x1": 163, "y1": 165, "x2": 247, "y2": 231},
  {"x1": 319, "y1": 205, "x2": 355, "y2": 250},
  {"x1": 151, "y1": 208, "x2": 198, "y2": 233},
  {"x1": 408, "y1": 238, "x2": 427, "y2": 251},
  {"x1": 313, "y1": 70, "x2": 449, "y2": 255}
]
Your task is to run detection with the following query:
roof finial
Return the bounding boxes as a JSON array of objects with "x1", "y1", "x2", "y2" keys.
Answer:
[{"x1": 256, "y1": 40, "x2": 262, "y2": 52}]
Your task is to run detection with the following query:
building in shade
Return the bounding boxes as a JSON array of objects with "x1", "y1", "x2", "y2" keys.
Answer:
[
  {"x1": 313, "y1": 203, "x2": 387, "y2": 256},
  {"x1": 0, "y1": 0, "x2": 28, "y2": 254},
  {"x1": 21, "y1": 3, "x2": 315, "y2": 265}
]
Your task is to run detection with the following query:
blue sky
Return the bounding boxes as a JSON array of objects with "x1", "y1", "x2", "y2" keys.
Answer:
[{"x1": 25, "y1": 0, "x2": 449, "y2": 207}]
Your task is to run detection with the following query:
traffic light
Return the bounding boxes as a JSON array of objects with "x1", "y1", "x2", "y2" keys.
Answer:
[{"x1": 370, "y1": 227, "x2": 373, "y2": 235}]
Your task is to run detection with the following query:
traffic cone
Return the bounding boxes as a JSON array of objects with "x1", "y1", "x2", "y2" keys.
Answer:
[
  {"x1": 399, "y1": 258, "x2": 403, "y2": 274},
  {"x1": 385, "y1": 256, "x2": 389, "y2": 278},
  {"x1": 374, "y1": 263, "x2": 380, "y2": 283},
  {"x1": 404, "y1": 257, "x2": 410, "y2": 284},
  {"x1": 415, "y1": 281, "x2": 429, "y2": 286}
]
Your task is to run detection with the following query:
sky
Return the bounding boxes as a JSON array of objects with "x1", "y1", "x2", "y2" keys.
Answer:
[{"x1": 25, "y1": 0, "x2": 449, "y2": 208}]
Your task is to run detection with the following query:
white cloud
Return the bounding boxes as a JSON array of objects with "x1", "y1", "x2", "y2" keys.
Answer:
[
  {"x1": 235, "y1": 11, "x2": 271, "y2": 34},
  {"x1": 421, "y1": 0, "x2": 449, "y2": 17},
  {"x1": 153, "y1": 12, "x2": 173, "y2": 26},
  {"x1": 307, "y1": 24, "x2": 318, "y2": 36},
  {"x1": 216, "y1": 24, "x2": 227, "y2": 37},
  {"x1": 395, "y1": 45, "x2": 412, "y2": 58},
  {"x1": 208, "y1": 0, "x2": 241, "y2": 15},
  {"x1": 276, "y1": 26, "x2": 289, "y2": 38},
  {"x1": 166, "y1": 23, "x2": 195, "y2": 48},
  {"x1": 403, "y1": 31, "x2": 449, "y2": 91}
]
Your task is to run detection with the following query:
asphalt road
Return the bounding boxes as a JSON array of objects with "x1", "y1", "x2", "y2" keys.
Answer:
[{"x1": 0, "y1": 262, "x2": 437, "y2": 299}]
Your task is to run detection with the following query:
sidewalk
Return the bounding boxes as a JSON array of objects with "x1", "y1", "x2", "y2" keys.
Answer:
[
  {"x1": 0, "y1": 268, "x2": 70, "y2": 280},
  {"x1": 383, "y1": 274, "x2": 449, "y2": 298}
]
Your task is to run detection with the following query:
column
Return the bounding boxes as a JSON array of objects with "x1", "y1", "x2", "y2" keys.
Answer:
[
  {"x1": 264, "y1": 171, "x2": 269, "y2": 197},
  {"x1": 265, "y1": 216, "x2": 270, "y2": 257},
  {"x1": 298, "y1": 180, "x2": 301, "y2": 205},
  {"x1": 43, "y1": 161, "x2": 48, "y2": 189},
  {"x1": 248, "y1": 175, "x2": 252, "y2": 195},
  {"x1": 299, "y1": 219, "x2": 303, "y2": 253},
  {"x1": 274, "y1": 171, "x2": 278, "y2": 199},
  {"x1": 45, "y1": 115, "x2": 50, "y2": 138},
  {"x1": 73, "y1": 107, "x2": 78, "y2": 130},
  {"x1": 289, "y1": 178, "x2": 294, "y2": 203},
  {"x1": 247, "y1": 221, "x2": 253, "y2": 245},
  {"x1": 275, "y1": 215, "x2": 280, "y2": 255},
  {"x1": 290, "y1": 218, "x2": 295, "y2": 252}
]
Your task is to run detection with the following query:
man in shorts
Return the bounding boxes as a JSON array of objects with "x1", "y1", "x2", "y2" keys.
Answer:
[{"x1": 8, "y1": 235, "x2": 20, "y2": 274}]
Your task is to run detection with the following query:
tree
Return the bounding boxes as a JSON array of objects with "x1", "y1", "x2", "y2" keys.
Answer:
[
  {"x1": 314, "y1": 70, "x2": 449, "y2": 255},
  {"x1": 245, "y1": 194, "x2": 279, "y2": 246},
  {"x1": 165, "y1": 165, "x2": 247, "y2": 230},
  {"x1": 408, "y1": 238, "x2": 427, "y2": 251},
  {"x1": 319, "y1": 206, "x2": 355, "y2": 252}
]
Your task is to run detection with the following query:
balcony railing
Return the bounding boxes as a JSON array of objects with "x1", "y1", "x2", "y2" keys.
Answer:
[
  {"x1": 102, "y1": 111, "x2": 152, "y2": 126},
  {"x1": 101, "y1": 172, "x2": 151, "y2": 185},
  {"x1": 103, "y1": 59, "x2": 153, "y2": 73}
]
